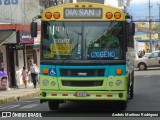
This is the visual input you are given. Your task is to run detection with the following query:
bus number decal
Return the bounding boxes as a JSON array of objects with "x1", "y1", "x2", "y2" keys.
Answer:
[{"x1": 91, "y1": 51, "x2": 116, "y2": 58}]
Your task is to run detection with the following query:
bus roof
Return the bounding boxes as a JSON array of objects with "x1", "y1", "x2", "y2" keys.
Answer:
[{"x1": 41, "y1": 2, "x2": 126, "y2": 21}]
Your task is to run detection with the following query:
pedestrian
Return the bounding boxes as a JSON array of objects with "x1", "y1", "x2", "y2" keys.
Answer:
[
  {"x1": 29, "y1": 59, "x2": 39, "y2": 88},
  {"x1": 21, "y1": 66, "x2": 29, "y2": 88},
  {"x1": 138, "y1": 51, "x2": 142, "y2": 58},
  {"x1": 143, "y1": 49, "x2": 145, "y2": 56}
]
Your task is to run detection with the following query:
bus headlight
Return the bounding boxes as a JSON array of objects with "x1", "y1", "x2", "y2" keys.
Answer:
[
  {"x1": 116, "y1": 80, "x2": 122, "y2": 86},
  {"x1": 51, "y1": 81, "x2": 56, "y2": 86},
  {"x1": 109, "y1": 82, "x2": 114, "y2": 86},
  {"x1": 43, "y1": 79, "x2": 49, "y2": 86}
]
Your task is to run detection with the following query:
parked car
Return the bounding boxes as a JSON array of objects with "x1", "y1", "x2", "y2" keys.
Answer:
[
  {"x1": 134, "y1": 51, "x2": 160, "y2": 70},
  {"x1": 142, "y1": 53, "x2": 151, "y2": 58}
]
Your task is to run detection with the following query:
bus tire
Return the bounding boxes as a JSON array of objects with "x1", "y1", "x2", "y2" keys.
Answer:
[
  {"x1": 129, "y1": 83, "x2": 134, "y2": 99},
  {"x1": 129, "y1": 72, "x2": 134, "y2": 99},
  {"x1": 48, "y1": 101, "x2": 59, "y2": 110},
  {"x1": 118, "y1": 101, "x2": 127, "y2": 110}
]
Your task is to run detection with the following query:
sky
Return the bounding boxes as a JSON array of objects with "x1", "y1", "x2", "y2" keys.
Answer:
[
  {"x1": 127, "y1": 0, "x2": 160, "y2": 22},
  {"x1": 130, "y1": 0, "x2": 160, "y2": 4},
  {"x1": 131, "y1": 0, "x2": 160, "y2": 4}
]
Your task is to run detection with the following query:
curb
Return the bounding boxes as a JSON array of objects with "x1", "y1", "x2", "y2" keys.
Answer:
[{"x1": 0, "y1": 91, "x2": 40, "y2": 104}]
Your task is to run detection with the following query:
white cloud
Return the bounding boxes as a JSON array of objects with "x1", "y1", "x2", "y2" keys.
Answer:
[{"x1": 131, "y1": 0, "x2": 160, "y2": 4}]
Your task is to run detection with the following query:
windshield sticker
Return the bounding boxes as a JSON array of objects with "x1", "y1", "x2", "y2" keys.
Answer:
[
  {"x1": 90, "y1": 51, "x2": 116, "y2": 58},
  {"x1": 50, "y1": 44, "x2": 73, "y2": 55},
  {"x1": 49, "y1": 68, "x2": 56, "y2": 76},
  {"x1": 43, "y1": 53, "x2": 54, "y2": 59}
]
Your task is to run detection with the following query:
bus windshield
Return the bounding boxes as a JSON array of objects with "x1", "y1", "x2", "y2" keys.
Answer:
[{"x1": 41, "y1": 21, "x2": 124, "y2": 60}]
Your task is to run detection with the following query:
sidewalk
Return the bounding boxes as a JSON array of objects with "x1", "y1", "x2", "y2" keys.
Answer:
[{"x1": 0, "y1": 84, "x2": 40, "y2": 104}]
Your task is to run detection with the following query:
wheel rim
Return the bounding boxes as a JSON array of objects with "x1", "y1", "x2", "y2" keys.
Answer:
[{"x1": 139, "y1": 64, "x2": 145, "y2": 70}]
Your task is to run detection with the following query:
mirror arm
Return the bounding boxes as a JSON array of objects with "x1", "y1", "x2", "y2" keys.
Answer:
[{"x1": 32, "y1": 15, "x2": 41, "y2": 22}]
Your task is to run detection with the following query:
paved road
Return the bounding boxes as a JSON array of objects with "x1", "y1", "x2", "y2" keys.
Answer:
[{"x1": 1, "y1": 68, "x2": 160, "y2": 119}]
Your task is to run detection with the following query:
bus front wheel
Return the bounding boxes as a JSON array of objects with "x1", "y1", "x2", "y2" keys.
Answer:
[
  {"x1": 48, "y1": 101, "x2": 59, "y2": 110},
  {"x1": 129, "y1": 83, "x2": 134, "y2": 99},
  {"x1": 118, "y1": 101, "x2": 127, "y2": 110}
]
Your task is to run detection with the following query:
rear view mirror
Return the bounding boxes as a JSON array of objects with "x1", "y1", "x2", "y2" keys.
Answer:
[
  {"x1": 31, "y1": 22, "x2": 37, "y2": 37},
  {"x1": 132, "y1": 23, "x2": 135, "y2": 35},
  {"x1": 129, "y1": 23, "x2": 135, "y2": 36}
]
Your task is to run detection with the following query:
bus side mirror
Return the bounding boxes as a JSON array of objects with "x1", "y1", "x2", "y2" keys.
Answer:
[
  {"x1": 132, "y1": 23, "x2": 135, "y2": 36},
  {"x1": 129, "y1": 23, "x2": 135, "y2": 36},
  {"x1": 31, "y1": 22, "x2": 37, "y2": 37},
  {"x1": 41, "y1": 22, "x2": 49, "y2": 39}
]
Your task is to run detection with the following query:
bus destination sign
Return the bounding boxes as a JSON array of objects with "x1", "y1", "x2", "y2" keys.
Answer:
[{"x1": 64, "y1": 8, "x2": 102, "y2": 19}]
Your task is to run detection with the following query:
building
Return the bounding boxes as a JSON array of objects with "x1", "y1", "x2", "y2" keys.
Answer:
[
  {"x1": 0, "y1": 0, "x2": 132, "y2": 88},
  {"x1": 0, "y1": 0, "x2": 40, "y2": 88},
  {"x1": 134, "y1": 22, "x2": 159, "y2": 56}
]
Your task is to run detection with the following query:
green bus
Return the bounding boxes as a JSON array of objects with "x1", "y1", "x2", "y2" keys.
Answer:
[{"x1": 31, "y1": 2, "x2": 135, "y2": 110}]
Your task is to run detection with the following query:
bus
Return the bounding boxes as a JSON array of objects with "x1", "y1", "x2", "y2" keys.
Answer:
[{"x1": 31, "y1": 2, "x2": 135, "y2": 110}]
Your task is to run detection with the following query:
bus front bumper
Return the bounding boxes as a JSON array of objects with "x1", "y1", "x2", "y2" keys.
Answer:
[{"x1": 40, "y1": 90, "x2": 127, "y2": 102}]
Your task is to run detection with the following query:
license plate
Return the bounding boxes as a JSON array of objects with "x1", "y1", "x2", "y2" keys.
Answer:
[{"x1": 76, "y1": 91, "x2": 87, "y2": 97}]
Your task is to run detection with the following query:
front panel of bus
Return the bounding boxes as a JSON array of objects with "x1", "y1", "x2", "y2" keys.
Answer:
[{"x1": 39, "y1": 2, "x2": 129, "y2": 101}]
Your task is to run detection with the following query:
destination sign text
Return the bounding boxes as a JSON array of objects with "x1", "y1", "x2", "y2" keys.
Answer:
[{"x1": 64, "y1": 8, "x2": 102, "y2": 19}]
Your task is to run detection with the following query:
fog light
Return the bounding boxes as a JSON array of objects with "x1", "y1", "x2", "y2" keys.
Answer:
[
  {"x1": 51, "y1": 81, "x2": 56, "y2": 86},
  {"x1": 116, "y1": 80, "x2": 122, "y2": 86},
  {"x1": 42, "y1": 92, "x2": 46, "y2": 97},
  {"x1": 43, "y1": 79, "x2": 49, "y2": 86},
  {"x1": 109, "y1": 82, "x2": 114, "y2": 86},
  {"x1": 119, "y1": 93, "x2": 123, "y2": 98}
]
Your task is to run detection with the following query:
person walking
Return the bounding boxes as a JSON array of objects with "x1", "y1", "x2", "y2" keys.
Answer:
[
  {"x1": 21, "y1": 66, "x2": 29, "y2": 88},
  {"x1": 29, "y1": 59, "x2": 39, "y2": 88}
]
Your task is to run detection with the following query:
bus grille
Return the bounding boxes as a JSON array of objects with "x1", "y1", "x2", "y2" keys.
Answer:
[
  {"x1": 60, "y1": 69, "x2": 105, "y2": 77},
  {"x1": 62, "y1": 81, "x2": 103, "y2": 87}
]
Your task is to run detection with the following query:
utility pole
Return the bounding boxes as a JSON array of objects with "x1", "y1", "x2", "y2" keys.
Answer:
[
  {"x1": 158, "y1": 2, "x2": 160, "y2": 41},
  {"x1": 149, "y1": 0, "x2": 152, "y2": 52}
]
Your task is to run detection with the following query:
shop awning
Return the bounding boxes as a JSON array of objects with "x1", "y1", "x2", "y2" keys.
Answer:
[
  {"x1": 0, "y1": 31, "x2": 14, "y2": 46},
  {"x1": 0, "y1": 24, "x2": 29, "y2": 46}
]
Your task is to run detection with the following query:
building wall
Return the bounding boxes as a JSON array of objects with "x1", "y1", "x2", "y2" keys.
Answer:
[
  {"x1": 0, "y1": 0, "x2": 40, "y2": 24},
  {"x1": 0, "y1": 0, "x2": 41, "y2": 87},
  {"x1": 15, "y1": 50, "x2": 24, "y2": 85},
  {"x1": 72, "y1": 0, "x2": 129, "y2": 7}
]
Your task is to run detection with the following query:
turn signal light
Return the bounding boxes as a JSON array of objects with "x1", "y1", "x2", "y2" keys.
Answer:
[
  {"x1": 53, "y1": 12, "x2": 60, "y2": 19},
  {"x1": 106, "y1": 12, "x2": 113, "y2": 19},
  {"x1": 43, "y1": 68, "x2": 49, "y2": 74},
  {"x1": 45, "y1": 12, "x2": 52, "y2": 19},
  {"x1": 88, "y1": 5, "x2": 92, "y2": 7},
  {"x1": 75, "y1": 5, "x2": 79, "y2": 7},
  {"x1": 116, "y1": 68, "x2": 122, "y2": 75},
  {"x1": 114, "y1": 12, "x2": 121, "y2": 19},
  {"x1": 107, "y1": 94, "x2": 113, "y2": 97}
]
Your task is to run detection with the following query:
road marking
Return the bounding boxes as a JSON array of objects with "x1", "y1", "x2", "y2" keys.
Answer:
[
  {"x1": 22, "y1": 101, "x2": 34, "y2": 103},
  {"x1": 0, "y1": 105, "x2": 20, "y2": 110},
  {"x1": 144, "y1": 75, "x2": 151, "y2": 77},
  {"x1": 19, "y1": 104, "x2": 38, "y2": 109}
]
